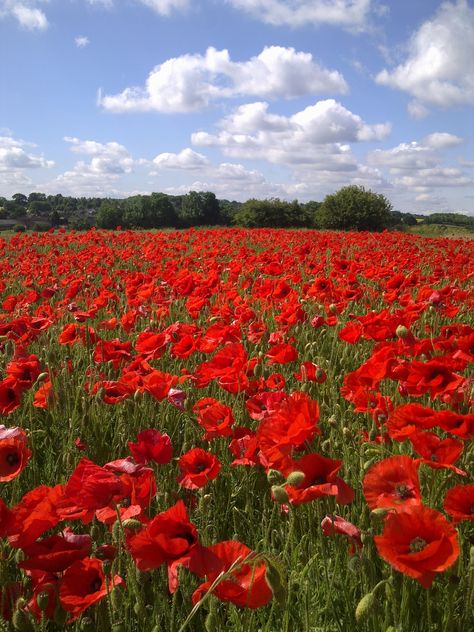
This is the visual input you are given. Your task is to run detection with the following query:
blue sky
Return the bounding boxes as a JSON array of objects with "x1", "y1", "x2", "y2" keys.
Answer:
[{"x1": 1, "y1": 0, "x2": 473, "y2": 213}]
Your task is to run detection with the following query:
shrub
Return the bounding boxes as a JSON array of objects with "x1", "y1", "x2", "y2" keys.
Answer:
[{"x1": 317, "y1": 185, "x2": 393, "y2": 231}]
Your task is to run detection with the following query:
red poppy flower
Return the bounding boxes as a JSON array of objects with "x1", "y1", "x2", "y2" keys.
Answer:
[
  {"x1": 265, "y1": 343, "x2": 298, "y2": 365},
  {"x1": 0, "y1": 378, "x2": 23, "y2": 415},
  {"x1": 0, "y1": 427, "x2": 32, "y2": 482},
  {"x1": 409, "y1": 431, "x2": 466, "y2": 475},
  {"x1": 19, "y1": 529, "x2": 92, "y2": 573},
  {"x1": 128, "y1": 429, "x2": 173, "y2": 465},
  {"x1": 191, "y1": 541, "x2": 272, "y2": 609},
  {"x1": 321, "y1": 514, "x2": 363, "y2": 555},
  {"x1": 443, "y1": 484, "x2": 474, "y2": 523},
  {"x1": 193, "y1": 398, "x2": 235, "y2": 440},
  {"x1": 374, "y1": 505, "x2": 459, "y2": 588},
  {"x1": 363, "y1": 455, "x2": 421, "y2": 510},
  {"x1": 282, "y1": 453, "x2": 354, "y2": 506},
  {"x1": 59, "y1": 557, "x2": 124, "y2": 621},
  {"x1": 126, "y1": 500, "x2": 199, "y2": 571},
  {"x1": 33, "y1": 378, "x2": 54, "y2": 409},
  {"x1": 177, "y1": 448, "x2": 221, "y2": 490},
  {"x1": 5, "y1": 354, "x2": 42, "y2": 389},
  {"x1": 7, "y1": 485, "x2": 64, "y2": 549}
]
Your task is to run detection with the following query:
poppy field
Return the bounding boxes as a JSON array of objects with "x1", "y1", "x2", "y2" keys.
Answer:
[{"x1": 0, "y1": 227, "x2": 473, "y2": 632}]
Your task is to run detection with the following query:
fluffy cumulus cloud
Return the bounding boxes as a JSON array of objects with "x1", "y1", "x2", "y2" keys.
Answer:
[
  {"x1": 99, "y1": 46, "x2": 347, "y2": 113},
  {"x1": 152, "y1": 148, "x2": 210, "y2": 170},
  {"x1": 42, "y1": 137, "x2": 136, "y2": 196},
  {"x1": 0, "y1": 1, "x2": 48, "y2": 30},
  {"x1": 368, "y1": 134, "x2": 473, "y2": 194},
  {"x1": 0, "y1": 135, "x2": 54, "y2": 171},
  {"x1": 192, "y1": 99, "x2": 390, "y2": 165},
  {"x1": 0, "y1": 134, "x2": 54, "y2": 196},
  {"x1": 226, "y1": 0, "x2": 373, "y2": 29},
  {"x1": 376, "y1": 0, "x2": 474, "y2": 108}
]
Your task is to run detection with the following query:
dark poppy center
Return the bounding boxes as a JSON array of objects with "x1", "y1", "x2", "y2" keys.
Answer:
[
  {"x1": 194, "y1": 462, "x2": 208, "y2": 473},
  {"x1": 6, "y1": 452, "x2": 20, "y2": 467},
  {"x1": 430, "y1": 454, "x2": 438, "y2": 462},
  {"x1": 409, "y1": 537, "x2": 427, "y2": 553},
  {"x1": 395, "y1": 484, "x2": 414, "y2": 500},
  {"x1": 90, "y1": 577, "x2": 102, "y2": 593}
]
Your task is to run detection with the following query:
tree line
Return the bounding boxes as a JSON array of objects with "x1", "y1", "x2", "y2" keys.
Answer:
[{"x1": 1, "y1": 187, "x2": 463, "y2": 232}]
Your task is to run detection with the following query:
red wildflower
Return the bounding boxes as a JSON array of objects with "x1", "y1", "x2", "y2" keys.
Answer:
[
  {"x1": 128, "y1": 429, "x2": 173, "y2": 465},
  {"x1": 191, "y1": 541, "x2": 272, "y2": 609},
  {"x1": 363, "y1": 455, "x2": 421, "y2": 511},
  {"x1": 282, "y1": 453, "x2": 354, "y2": 506},
  {"x1": 0, "y1": 426, "x2": 32, "y2": 482},
  {"x1": 409, "y1": 431, "x2": 466, "y2": 475},
  {"x1": 19, "y1": 529, "x2": 92, "y2": 573},
  {"x1": 193, "y1": 397, "x2": 235, "y2": 440},
  {"x1": 126, "y1": 500, "x2": 199, "y2": 571},
  {"x1": 177, "y1": 448, "x2": 221, "y2": 490},
  {"x1": 8, "y1": 485, "x2": 64, "y2": 548},
  {"x1": 0, "y1": 378, "x2": 23, "y2": 415},
  {"x1": 59, "y1": 557, "x2": 124, "y2": 621},
  {"x1": 444, "y1": 484, "x2": 474, "y2": 523},
  {"x1": 321, "y1": 514, "x2": 363, "y2": 555},
  {"x1": 374, "y1": 505, "x2": 459, "y2": 588}
]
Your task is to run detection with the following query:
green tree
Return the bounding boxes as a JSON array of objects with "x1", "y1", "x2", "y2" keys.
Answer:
[
  {"x1": 97, "y1": 201, "x2": 124, "y2": 229},
  {"x1": 179, "y1": 191, "x2": 222, "y2": 226},
  {"x1": 317, "y1": 185, "x2": 393, "y2": 231},
  {"x1": 233, "y1": 198, "x2": 312, "y2": 228}
]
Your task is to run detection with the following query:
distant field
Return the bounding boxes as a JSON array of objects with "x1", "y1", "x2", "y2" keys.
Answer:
[{"x1": 406, "y1": 223, "x2": 474, "y2": 238}]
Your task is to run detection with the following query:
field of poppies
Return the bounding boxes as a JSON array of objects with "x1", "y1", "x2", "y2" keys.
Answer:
[{"x1": 0, "y1": 227, "x2": 473, "y2": 632}]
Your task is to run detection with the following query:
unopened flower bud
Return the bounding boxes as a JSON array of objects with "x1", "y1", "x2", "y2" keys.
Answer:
[
  {"x1": 286, "y1": 471, "x2": 305, "y2": 487},
  {"x1": 267, "y1": 469, "x2": 285, "y2": 485},
  {"x1": 122, "y1": 518, "x2": 142, "y2": 530},
  {"x1": 271, "y1": 485, "x2": 289, "y2": 505},
  {"x1": 355, "y1": 592, "x2": 376, "y2": 623},
  {"x1": 12, "y1": 608, "x2": 33, "y2": 632},
  {"x1": 395, "y1": 325, "x2": 409, "y2": 339}
]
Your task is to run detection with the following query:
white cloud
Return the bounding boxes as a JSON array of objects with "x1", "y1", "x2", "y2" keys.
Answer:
[
  {"x1": 192, "y1": 99, "x2": 391, "y2": 165},
  {"x1": 0, "y1": 135, "x2": 54, "y2": 170},
  {"x1": 75, "y1": 35, "x2": 90, "y2": 48},
  {"x1": 395, "y1": 167, "x2": 472, "y2": 191},
  {"x1": 407, "y1": 100, "x2": 429, "y2": 120},
  {"x1": 0, "y1": 1, "x2": 48, "y2": 30},
  {"x1": 368, "y1": 142, "x2": 438, "y2": 171},
  {"x1": 376, "y1": 1, "x2": 474, "y2": 108},
  {"x1": 226, "y1": 0, "x2": 373, "y2": 30},
  {"x1": 138, "y1": 0, "x2": 190, "y2": 15},
  {"x1": 100, "y1": 46, "x2": 347, "y2": 113},
  {"x1": 152, "y1": 148, "x2": 210, "y2": 170},
  {"x1": 63, "y1": 136, "x2": 134, "y2": 174},
  {"x1": 422, "y1": 132, "x2": 463, "y2": 149}
]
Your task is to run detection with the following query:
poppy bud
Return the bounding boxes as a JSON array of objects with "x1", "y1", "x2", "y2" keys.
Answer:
[
  {"x1": 327, "y1": 415, "x2": 337, "y2": 427},
  {"x1": 80, "y1": 617, "x2": 95, "y2": 632},
  {"x1": 348, "y1": 556, "x2": 362, "y2": 574},
  {"x1": 134, "y1": 602, "x2": 146, "y2": 617},
  {"x1": 286, "y1": 471, "x2": 305, "y2": 487},
  {"x1": 342, "y1": 427, "x2": 351, "y2": 439},
  {"x1": 370, "y1": 507, "x2": 390, "y2": 520},
  {"x1": 54, "y1": 606, "x2": 68, "y2": 626},
  {"x1": 133, "y1": 389, "x2": 142, "y2": 401},
  {"x1": 355, "y1": 592, "x2": 376, "y2": 623},
  {"x1": 14, "y1": 549, "x2": 25, "y2": 564},
  {"x1": 112, "y1": 624, "x2": 126, "y2": 632},
  {"x1": 122, "y1": 518, "x2": 142, "y2": 530},
  {"x1": 12, "y1": 607, "x2": 33, "y2": 632},
  {"x1": 90, "y1": 524, "x2": 100, "y2": 540},
  {"x1": 267, "y1": 469, "x2": 285, "y2": 485},
  {"x1": 35, "y1": 372, "x2": 49, "y2": 385},
  {"x1": 36, "y1": 591, "x2": 49, "y2": 611},
  {"x1": 205, "y1": 611, "x2": 217, "y2": 632},
  {"x1": 395, "y1": 325, "x2": 409, "y2": 339},
  {"x1": 271, "y1": 485, "x2": 289, "y2": 505},
  {"x1": 110, "y1": 588, "x2": 123, "y2": 611}
]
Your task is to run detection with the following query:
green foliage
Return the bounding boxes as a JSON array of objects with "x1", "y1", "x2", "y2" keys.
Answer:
[
  {"x1": 179, "y1": 191, "x2": 222, "y2": 226},
  {"x1": 233, "y1": 198, "x2": 312, "y2": 228},
  {"x1": 423, "y1": 212, "x2": 474, "y2": 228},
  {"x1": 318, "y1": 185, "x2": 393, "y2": 231},
  {"x1": 13, "y1": 223, "x2": 26, "y2": 232}
]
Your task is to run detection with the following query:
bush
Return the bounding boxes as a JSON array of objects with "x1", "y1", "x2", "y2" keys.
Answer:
[
  {"x1": 317, "y1": 185, "x2": 393, "y2": 231},
  {"x1": 13, "y1": 223, "x2": 26, "y2": 232}
]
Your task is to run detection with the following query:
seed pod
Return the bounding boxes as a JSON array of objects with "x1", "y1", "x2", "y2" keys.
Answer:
[
  {"x1": 122, "y1": 519, "x2": 142, "y2": 530},
  {"x1": 355, "y1": 592, "x2": 376, "y2": 623},
  {"x1": 36, "y1": 591, "x2": 49, "y2": 611}
]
